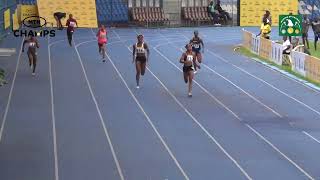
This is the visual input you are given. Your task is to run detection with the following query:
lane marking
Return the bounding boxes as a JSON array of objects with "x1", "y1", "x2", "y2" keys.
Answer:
[
  {"x1": 74, "y1": 35, "x2": 125, "y2": 180},
  {"x1": 48, "y1": 35, "x2": 59, "y2": 180},
  {"x1": 0, "y1": 36, "x2": 25, "y2": 142},
  {"x1": 126, "y1": 45, "x2": 253, "y2": 180}
]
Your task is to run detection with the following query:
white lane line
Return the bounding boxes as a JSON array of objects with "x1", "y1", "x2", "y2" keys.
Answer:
[
  {"x1": 48, "y1": 36, "x2": 59, "y2": 180},
  {"x1": 0, "y1": 36, "x2": 25, "y2": 142},
  {"x1": 206, "y1": 50, "x2": 320, "y2": 118},
  {"x1": 170, "y1": 37, "x2": 283, "y2": 119},
  {"x1": 303, "y1": 131, "x2": 320, "y2": 144},
  {"x1": 247, "y1": 125, "x2": 315, "y2": 180},
  {"x1": 105, "y1": 50, "x2": 190, "y2": 180},
  {"x1": 73, "y1": 37, "x2": 125, "y2": 180},
  {"x1": 126, "y1": 46, "x2": 253, "y2": 180},
  {"x1": 153, "y1": 44, "x2": 241, "y2": 120},
  {"x1": 112, "y1": 29, "x2": 122, "y2": 41},
  {"x1": 153, "y1": 42, "x2": 315, "y2": 180},
  {"x1": 108, "y1": 30, "x2": 189, "y2": 180}
]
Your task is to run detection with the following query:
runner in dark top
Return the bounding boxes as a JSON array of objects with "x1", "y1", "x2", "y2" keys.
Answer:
[
  {"x1": 132, "y1": 34, "x2": 149, "y2": 89},
  {"x1": 180, "y1": 44, "x2": 196, "y2": 97},
  {"x1": 311, "y1": 17, "x2": 320, "y2": 50},
  {"x1": 53, "y1": 12, "x2": 66, "y2": 30},
  {"x1": 66, "y1": 14, "x2": 78, "y2": 46},
  {"x1": 189, "y1": 30, "x2": 204, "y2": 73},
  {"x1": 302, "y1": 15, "x2": 310, "y2": 49},
  {"x1": 22, "y1": 36, "x2": 39, "y2": 76}
]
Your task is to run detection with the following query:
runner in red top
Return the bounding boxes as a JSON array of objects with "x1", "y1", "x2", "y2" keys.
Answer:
[
  {"x1": 96, "y1": 25, "x2": 108, "y2": 62},
  {"x1": 66, "y1": 14, "x2": 78, "y2": 46}
]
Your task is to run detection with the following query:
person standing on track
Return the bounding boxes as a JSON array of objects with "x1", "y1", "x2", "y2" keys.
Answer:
[
  {"x1": 132, "y1": 34, "x2": 150, "y2": 89},
  {"x1": 66, "y1": 14, "x2": 78, "y2": 47},
  {"x1": 189, "y1": 30, "x2": 204, "y2": 73},
  {"x1": 180, "y1": 44, "x2": 196, "y2": 97},
  {"x1": 96, "y1": 24, "x2": 108, "y2": 62},
  {"x1": 22, "y1": 36, "x2": 39, "y2": 76},
  {"x1": 53, "y1": 12, "x2": 66, "y2": 30}
]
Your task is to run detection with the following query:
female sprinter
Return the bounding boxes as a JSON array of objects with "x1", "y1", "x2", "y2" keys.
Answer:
[
  {"x1": 22, "y1": 36, "x2": 39, "y2": 76},
  {"x1": 132, "y1": 34, "x2": 150, "y2": 89},
  {"x1": 96, "y1": 25, "x2": 107, "y2": 62},
  {"x1": 180, "y1": 44, "x2": 196, "y2": 97}
]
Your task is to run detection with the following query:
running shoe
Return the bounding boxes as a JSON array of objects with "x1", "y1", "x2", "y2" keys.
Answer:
[
  {"x1": 32, "y1": 72, "x2": 35, "y2": 76},
  {"x1": 136, "y1": 86, "x2": 140, "y2": 89},
  {"x1": 188, "y1": 92, "x2": 192, "y2": 97}
]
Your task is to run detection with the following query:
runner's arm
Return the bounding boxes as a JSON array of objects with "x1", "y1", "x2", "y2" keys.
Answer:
[
  {"x1": 200, "y1": 39, "x2": 204, "y2": 52},
  {"x1": 22, "y1": 40, "x2": 27, "y2": 52},
  {"x1": 180, "y1": 53, "x2": 186, "y2": 63},
  {"x1": 36, "y1": 39, "x2": 40, "y2": 48},
  {"x1": 144, "y1": 43, "x2": 150, "y2": 62},
  {"x1": 132, "y1": 45, "x2": 136, "y2": 63}
]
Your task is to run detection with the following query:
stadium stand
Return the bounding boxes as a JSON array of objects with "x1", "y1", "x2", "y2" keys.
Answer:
[
  {"x1": 129, "y1": 7, "x2": 169, "y2": 26},
  {"x1": 96, "y1": 0, "x2": 129, "y2": 24}
]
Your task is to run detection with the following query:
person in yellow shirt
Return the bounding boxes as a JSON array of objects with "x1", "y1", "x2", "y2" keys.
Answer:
[{"x1": 257, "y1": 18, "x2": 271, "y2": 39}]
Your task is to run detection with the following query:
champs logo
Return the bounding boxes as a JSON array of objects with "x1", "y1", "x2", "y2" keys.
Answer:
[
  {"x1": 279, "y1": 15, "x2": 302, "y2": 36},
  {"x1": 13, "y1": 16, "x2": 55, "y2": 37}
]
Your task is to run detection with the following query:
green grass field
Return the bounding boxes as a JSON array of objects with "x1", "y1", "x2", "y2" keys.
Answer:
[
  {"x1": 307, "y1": 41, "x2": 320, "y2": 59},
  {"x1": 236, "y1": 46, "x2": 320, "y2": 87}
]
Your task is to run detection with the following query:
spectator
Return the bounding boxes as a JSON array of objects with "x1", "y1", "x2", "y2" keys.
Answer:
[
  {"x1": 302, "y1": 14, "x2": 310, "y2": 49},
  {"x1": 257, "y1": 17, "x2": 271, "y2": 39},
  {"x1": 262, "y1": 10, "x2": 272, "y2": 26},
  {"x1": 53, "y1": 12, "x2": 66, "y2": 30},
  {"x1": 208, "y1": 0, "x2": 220, "y2": 24},
  {"x1": 311, "y1": 17, "x2": 320, "y2": 50},
  {"x1": 215, "y1": 0, "x2": 232, "y2": 23},
  {"x1": 282, "y1": 36, "x2": 292, "y2": 55}
]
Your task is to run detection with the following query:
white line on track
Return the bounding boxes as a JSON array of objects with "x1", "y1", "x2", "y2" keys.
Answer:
[
  {"x1": 126, "y1": 45, "x2": 253, "y2": 180},
  {"x1": 73, "y1": 35, "x2": 125, "y2": 180},
  {"x1": 153, "y1": 39, "x2": 315, "y2": 180},
  {"x1": 166, "y1": 33, "x2": 283, "y2": 118},
  {"x1": 303, "y1": 131, "x2": 320, "y2": 144},
  {"x1": 247, "y1": 125, "x2": 315, "y2": 180},
  {"x1": 101, "y1": 29, "x2": 190, "y2": 180},
  {"x1": 206, "y1": 50, "x2": 320, "y2": 118},
  {"x1": 0, "y1": 36, "x2": 25, "y2": 142},
  {"x1": 48, "y1": 36, "x2": 60, "y2": 180}
]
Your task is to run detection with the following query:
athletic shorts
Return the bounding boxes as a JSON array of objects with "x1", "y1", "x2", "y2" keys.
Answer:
[
  {"x1": 136, "y1": 56, "x2": 146, "y2": 63},
  {"x1": 98, "y1": 42, "x2": 106, "y2": 47},
  {"x1": 183, "y1": 65, "x2": 194, "y2": 73},
  {"x1": 192, "y1": 48, "x2": 201, "y2": 54}
]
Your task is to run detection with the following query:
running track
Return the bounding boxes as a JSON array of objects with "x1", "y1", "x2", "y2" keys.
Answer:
[{"x1": 0, "y1": 27, "x2": 320, "y2": 180}]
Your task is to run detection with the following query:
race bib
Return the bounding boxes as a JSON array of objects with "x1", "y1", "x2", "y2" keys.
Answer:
[
  {"x1": 193, "y1": 44, "x2": 200, "y2": 48},
  {"x1": 70, "y1": 21, "x2": 76, "y2": 27},
  {"x1": 29, "y1": 42, "x2": 36, "y2": 47},
  {"x1": 186, "y1": 55, "x2": 193, "y2": 61}
]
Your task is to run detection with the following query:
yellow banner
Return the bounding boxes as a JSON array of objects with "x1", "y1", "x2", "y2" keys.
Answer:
[
  {"x1": 240, "y1": 0, "x2": 298, "y2": 26},
  {"x1": 37, "y1": 0, "x2": 98, "y2": 28},
  {"x1": 305, "y1": 56, "x2": 320, "y2": 83},
  {"x1": 12, "y1": 11, "x2": 20, "y2": 30},
  {"x1": 259, "y1": 37, "x2": 272, "y2": 59},
  {"x1": 4, "y1": 9, "x2": 11, "y2": 29},
  {"x1": 20, "y1": 5, "x2": 39, "y2": 22}
]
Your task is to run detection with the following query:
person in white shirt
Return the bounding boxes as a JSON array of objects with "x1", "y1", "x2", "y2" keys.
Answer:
[{"x1": 282, "y1": 36, "x2": 292, "y2": 55}]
